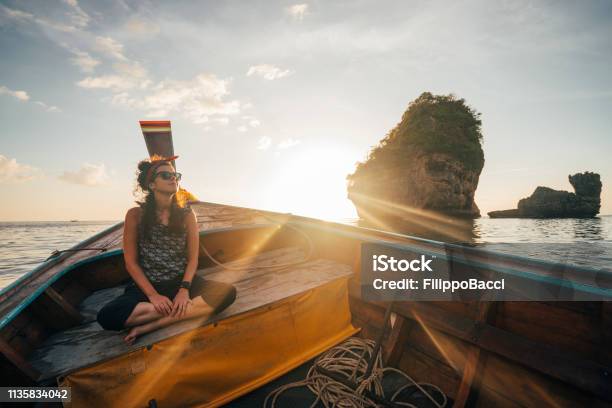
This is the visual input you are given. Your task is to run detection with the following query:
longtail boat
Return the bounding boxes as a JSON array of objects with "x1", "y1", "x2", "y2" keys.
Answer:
[{"x1": 0, "y1": 122, "x2": 610, "y2": 407}]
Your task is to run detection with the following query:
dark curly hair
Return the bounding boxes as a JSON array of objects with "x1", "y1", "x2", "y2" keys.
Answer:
[{"x1": 134, "y1": 158, "x2": 187, "y2": 241}]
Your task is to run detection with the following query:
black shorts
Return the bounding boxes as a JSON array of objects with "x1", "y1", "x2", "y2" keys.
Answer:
[{"x1": 96, "y1": 275, "x2": 237, "y2": 331}]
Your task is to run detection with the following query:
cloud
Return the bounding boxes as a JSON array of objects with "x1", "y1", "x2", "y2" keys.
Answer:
[
  {"x1": 0, "y1": 85, "x2": 29, "y2": 101},
  {"x1": 34, "y1": 101, "x2": 61, "y2": 112},
  {"x1": 61, "y1": 0, "x2": 90, "y2": 29},
  {"x1": 0, "y1": 84, "x2": 60, "y2": 112},
  {"x1": 94, "y1": 36, "x2": 127, "y2": 60},
  {"x1": 0, "y1": 155, "x2": 43, "y2": 183},
  {"x1": 70, "y1": 30, "x2": 241, "y2": 127},
  {"x1": 113, "y1": 61, "x2": 149, "y2": 80},
  {"x1": 287, "y1": 4, "x2": 308, "y2": 20},
  {"x1": 77, "y1": 75, "x2": 138, "y2": 91},
  {"x1": 1, "y1": 5, "x2": 96, "y2": 73},
  {"x1": 277, "y1": 138, "x2": 301, "y2": 149},
  {"x1": 3, "y1": 5, "x2": 246, "y2": 128},
  {"x1": 77, "y1": 61, "x2": 150, "y2": 91},
  {"x1": 256, "y1": 136, "x2": 300, "y2": 152},
  {"x1": 0, "y1": 4, "x2": 78, "y2": 32},
  {"x1": 241, "y1": 116, "x2": 261, "y2": 127},
  {"x1": 0, "y1": 5, "x2": 34, "y2": 22},
  {"x1": 58, "y1": 163, "x2": 109, "y2": 186},
  {"x1": 125, "y1": 18, "x2": 160, "y2": 36},
  {"x1": 108, "y1": 73, "x2": 241, "y2": 124},
  {"x1": 76, "y1": 37, "x2": 152, "y2": 93},
  {"x1": 247, "y1": 64, "x2": 293, "y2": 80},
  {"x1": 256, "y1": 136, "x2": 272, "y2": 150},
  {"x1": 68, "y1": 48, "x2": 100, "y2": 72},
  {"x1": 213, "y1": 116, "x2": 230, "y2": 125}
]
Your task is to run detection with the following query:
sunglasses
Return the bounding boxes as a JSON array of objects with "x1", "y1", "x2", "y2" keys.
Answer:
[{"x1": 155, "y1": 171, "x2": 182, "y2": 181}]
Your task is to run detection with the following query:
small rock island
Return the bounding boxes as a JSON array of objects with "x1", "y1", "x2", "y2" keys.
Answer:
[
  {"x1": 488, "y1": 172, "x2": 602, "y2": 218},
  {"x1": 346, "y1": 92, "x2": 485, "y2": 220}
]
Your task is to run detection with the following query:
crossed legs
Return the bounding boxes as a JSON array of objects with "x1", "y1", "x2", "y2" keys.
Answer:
[{"x1": 123, "y1": 297, "x2": 214, "y2": 345}]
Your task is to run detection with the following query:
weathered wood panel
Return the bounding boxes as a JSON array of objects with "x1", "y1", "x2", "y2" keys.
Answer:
[
  {"x1": 349, "y1": 291, "x2": 612, "y2": 406},
  {"x1": 398, "y1": 345, "x2": 461, "y2": 400},
  {"x1": 0, "y1": 339, "x2": 39, "y2": 382},
  {"x1": 453, "y1": 302, "x2": 498, "y2": 407},
  {"x1": 496, "y1": 301, "x2": 601, "y2": 359}
]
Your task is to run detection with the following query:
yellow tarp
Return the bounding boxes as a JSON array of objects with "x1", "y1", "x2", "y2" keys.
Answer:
[{"x1": 60, "y1": 277, "x2": 359, "y2": 407}]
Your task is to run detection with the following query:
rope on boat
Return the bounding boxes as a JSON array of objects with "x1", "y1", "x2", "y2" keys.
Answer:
[
  {"x1": 199, "y1": 210, "x2": 315, "y2": 271},
  {"x1": 264, "y1": 337, "x2": 447, "y2": 408}
]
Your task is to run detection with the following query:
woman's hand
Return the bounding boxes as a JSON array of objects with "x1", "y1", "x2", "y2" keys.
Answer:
[
  {"x1": 148, "y1": 293, "x2": 174, "y2": 316},
  {"x1": 171, "y1": 288, "x2": 193, "y2": 318}
]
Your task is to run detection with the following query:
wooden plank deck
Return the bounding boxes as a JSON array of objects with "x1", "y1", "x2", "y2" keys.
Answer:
[{"x1": 28, "y1": 247, "x2": 354, "y2": 381}]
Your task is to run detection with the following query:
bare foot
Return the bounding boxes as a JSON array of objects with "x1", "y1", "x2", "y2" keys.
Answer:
[{"x1": 124, "y1": 326, "x2": 141, "y2": 345}]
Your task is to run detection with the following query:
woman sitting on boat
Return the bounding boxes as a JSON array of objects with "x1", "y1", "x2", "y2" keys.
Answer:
[{"x1": 97, "y1": 155, "x2": 237, "y2": 345}]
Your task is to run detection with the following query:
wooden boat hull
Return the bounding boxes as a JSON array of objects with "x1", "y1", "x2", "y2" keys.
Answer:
[{"x1": 0, "y1": 201, "x2": 610, "y2": 407}]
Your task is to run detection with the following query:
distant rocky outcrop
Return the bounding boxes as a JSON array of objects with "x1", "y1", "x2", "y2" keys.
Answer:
[
  {"x1": 346, "y1": 92, "x2": 485, "y2": 220},
  {"x1": 488, "y1": 172, "x2": 602, "y2": 218}
]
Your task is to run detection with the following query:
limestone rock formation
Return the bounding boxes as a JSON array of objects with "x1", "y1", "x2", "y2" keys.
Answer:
[
  {"x1": 488, "y1": 172, "x2": 602, "y2": 218},
  {"x1": 346, "y1": 92, "x2": 485, "y2": 220}
]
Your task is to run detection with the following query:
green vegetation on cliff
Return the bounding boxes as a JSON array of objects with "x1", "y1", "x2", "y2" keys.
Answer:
[{"x1": 348, "y1": 92, "x2": 485, "y2": 181}]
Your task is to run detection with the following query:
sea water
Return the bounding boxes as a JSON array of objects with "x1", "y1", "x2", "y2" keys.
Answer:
[
  {"x1": 339, "y1": 215, "x2": 612, "y2": 271},
  {"x1": 1, "y1": 216, "x2": 611, "y2": 291},
  {"x1": 0, "y1": 221, "x2": 118, "y2": 290}
]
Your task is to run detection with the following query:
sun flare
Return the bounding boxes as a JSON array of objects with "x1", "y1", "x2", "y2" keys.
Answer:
[{"x1": 264, "y1": 145, "x2": 360, "y2": 221}]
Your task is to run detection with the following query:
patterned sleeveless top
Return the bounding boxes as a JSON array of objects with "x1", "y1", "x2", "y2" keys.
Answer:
[{"x1": 137, "y1": 206, "x2": 191, "y2": 284}]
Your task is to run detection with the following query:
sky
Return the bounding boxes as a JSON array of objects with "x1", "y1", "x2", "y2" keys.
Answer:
[{"x1": 0, "y1": 0, "x2": 611, "y2": 222}]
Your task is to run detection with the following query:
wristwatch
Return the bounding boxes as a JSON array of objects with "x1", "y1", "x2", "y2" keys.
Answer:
[{"x1": 180, "y1": 280, "x2": 191, "y2": 290}]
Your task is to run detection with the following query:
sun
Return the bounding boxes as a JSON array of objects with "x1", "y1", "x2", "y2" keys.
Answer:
[{"x1": 265, "y1": 144, "x2": 360, "y2": 222}]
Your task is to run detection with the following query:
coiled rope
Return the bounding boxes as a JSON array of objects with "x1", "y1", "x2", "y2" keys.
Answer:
[
  {"x1": 199, "y1": 210, "x2": 315, "y2": 271},
  {"x1": 264, "y1": 337, "x2": 447, "y2": 408}
]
